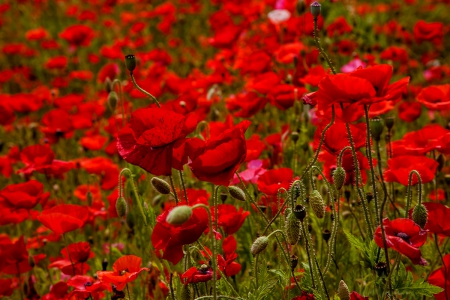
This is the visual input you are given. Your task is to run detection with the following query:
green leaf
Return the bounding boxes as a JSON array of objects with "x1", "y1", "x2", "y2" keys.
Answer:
[{"x1": 344, "y1": 230, "x2": 365, "y2": 252}]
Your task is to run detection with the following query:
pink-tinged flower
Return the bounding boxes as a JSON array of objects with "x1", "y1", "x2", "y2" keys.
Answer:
[
  {"x1": 257, "y1": 168, "x2": 294, "y2": 196},
  {"x1": 374, "y1": 218, "x2": 427, "y2": 266}
]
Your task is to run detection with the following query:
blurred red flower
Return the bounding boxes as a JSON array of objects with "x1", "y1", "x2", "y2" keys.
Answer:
[
  {"x1": 181, "y1": 265, "x2": 217, "y2": 285},
  {"x1": 67, "y1": 275, "x2": 111, "y2": 300},
  {"x1": 49, "y1": 242, "x2": 93, "y2": 275},
  {"x1": 416, "y1": 84, "x2": 450, "y2": 111},
  {"x1": 257, "y1": 168, "x2": 294, "y2": 196},
  {"x1": 37, "y1": 204, "x2": 89, "y2": 234},
  {"x1": 216, "y1": 204, "x2": 250, "y2": 235},
  {"x1": 414, "y1": 20, "x2": 443, "y2": 46},
  {"x1": 384, "y1": 155, "x2": 439, "y2": 186},
  {"x1": 0, "y1": 180, "x2": 49, "y2": 210},
  {"x1": 0, "y1": 236, "x2": 32, "y2": 274},
  {"x1": 59, "y1": 24, "x2": 95, "y2": 46},
  {"x1": 428, "y1": 254, "x2": 450, "y2": 300}
]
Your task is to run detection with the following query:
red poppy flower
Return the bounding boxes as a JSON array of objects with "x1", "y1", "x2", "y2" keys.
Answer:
[
  {"x1": 384, "y1": 155, "x2": 439, "y2": 186},
  {"x1": 41, "y1": 109, "x2": 74, "y2": 143},
  {"x1": 117, "y1": 107, "x2": 197, "y2": 176},
  {"x1": 428, "y1": 254, "x2": 450, "y2": 300},
  {"x1": 327, "y1": 16, "x2": 352, "y2": 37},
  {"x1": 314, "y1": 121, "x2": 366, "y2": 155},
  {"x1": 380, "y1": 46, "x2": 409, "y2": 63},
  {"x1": 59, "y1": 24, "x2": 95, "y2": 47},
  {"x1": 97, "y1": 255, "x2": 149, "y2": 291},
  {"x1": 37, "y1": 204, "x2": 89, "y2": 234},
  {"x1": 416, "y1": 84, "x2": 450, "y2": 111},
  {"x1": 409, "y1": 202, "x2": 450, "y2": 236},
  {"x1": 25, "y1": 27, "x2": 49, "y2": 40},
  {"x1": 0, "y1": 236, "x2": 32, "y2": 274},
  {"x1": 216, "y1": 204, "x2": 250, "y2": 235},
  {"x1": 391, "y1": 124, "x2": 448, "y2": 156},
  {"x1": 49, "y1": 242, "x2": 93, "y2": 275},
  {"x1": 413, "y1": 20, "x2": 443, "y2": 46},
  {"x1": 350, "y1": 291, "x2": 369, "y2": 300},
  {"x1": 398, "y1": 101, "x2": 422, "y2": 122},
  {"x1": 257, "y1": 168, "x2": 294, "y2": 196},
  {"x1": 0, "y1": 278, "x2": 13, "y2": 297},
  {"x1": 219, "y1": 235, "x2": 241, "y2": 277},
  {"x1": 67, "y1": 275, "x2": 111, "y2": 300},
  {"x1": 226, "y1": 92, "x2": 269, "y2": 118},
  {"x1": 269, "y1": 85, "x2": 307, "y2": 110},
  {"x1": 0, "y1": 102, "x2": 14, "y2": 126},
  {"x1": 431, "y1": 132, "x2": 450, "y2": 155},
  {"x1": 374, "y1": 218, "x2": 427, "y2": 266},
  {"x1": 189, "y1": 121, "x2": 250, "y2": 186},
  {"x1": 0, "y1": 180, "x2": 49, "y2": 210},
  {"x1": 181, "y1": 265, "x2": 217, "y2": 284},
  {"x1": 151, "y1": 207, "x2": 209, "y2": 265}
]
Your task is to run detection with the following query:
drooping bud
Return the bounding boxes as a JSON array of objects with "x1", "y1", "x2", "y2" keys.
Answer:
[
  {"x1": 310, "y1": 1, "x2": 321, "y2": 18},
  {"x1": 333, "y1": 167, "x2": 346, "y2": 191},
  {"x1": 151, "y1": 177, "x2": 171, "y2": 195},
  {"x1": 412, "y1": 204, "x2": 428, "y2": 229},
  {"x1": 370, "y1": 117, "x2": 384, "y2": 141},
  {"x1": 116, "y1": 197, "x2": 127, "y2": 217},
  {"x1": 107, "y1": 91, "x2": 119, "y2": 111},
  {"x1": 251, "y1": 236, "x2": 269, "y2": 256},
  {"x1": 166, "y1": 205, "x2": 193, "y2": 225},
  {"x1": 337, "y1": 280, "x2": 350, "y2": 300},
  {"x1": 293, "y1": 204, "x2": 306, "y2": 221},
  {"x1": 309, "y1": 190, "x2": 325, "y2": 219},
  {"x1": 124, "y1": 54, "x2": 136, "y2": 73},
  {"x1": 290, "y1": 182, "x2": 301, "y2": 200},
  {"x1": 229, "y1": 186, "x2": 246, "y2": 201},
  {"x1": 285, "y1": 209, "x2": 301, "y2": 245}
]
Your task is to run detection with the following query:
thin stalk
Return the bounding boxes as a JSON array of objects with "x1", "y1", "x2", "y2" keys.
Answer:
[
  {"x1": 130, "y1": 73, "x2": 161, "y2": 107},
  {"x1": 111, "y1": 79, "x2": 125, "y2": 127},
  {"x1": 169, "y1": 175, "x2": 179, "y2": 205},
  {"x1": 119, "y1": 168, "x2": 148, "y2": 227},
  {"x1": 404, "y1": 170, "x2": 422, "y2": 217},
  {"x1": 179, "y1": 170, "x2": 189, "y2": 204},
  {"x1": 435, "y1": 234, "x2": 449, "y2": 300}
]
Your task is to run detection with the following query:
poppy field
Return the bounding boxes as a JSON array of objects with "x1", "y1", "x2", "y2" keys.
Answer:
[{"x1": 1, "y1": 0, "x2": 450, "y2": 299}]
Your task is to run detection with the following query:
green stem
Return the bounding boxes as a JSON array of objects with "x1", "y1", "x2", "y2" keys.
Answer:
[
  {"x1": 119, "y1": 168, "x2": 148, "y2": 226},
  {"x1": 111, "y1": 79, "x2": 125, "y2": 128},
  {"x1": 179, "y1": 170, "x2": 189, "y2": 204},
  {"x1": 313, "y1": 17, "x2": 337, "y2": 75},
  {"x1": 169, "y1": 274, "x2": 175, "y2": 300},
  {"x1": 434, "y1": 234, "x2": 449, "y2": 300},
  {"x1": 404, "y1": 170, "x2": 422, "y2": 217},
  {"x1": 169, "y1": 175, "x2": 179, "y2": 205},
  {"x1": 130, "y1": 73, "x2": 161, "y2": 107}
]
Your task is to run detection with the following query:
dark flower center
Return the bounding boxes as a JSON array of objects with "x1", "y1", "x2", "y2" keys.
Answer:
[{"x1": 395, "y1": 232, "x2": 410, "y2": 243}]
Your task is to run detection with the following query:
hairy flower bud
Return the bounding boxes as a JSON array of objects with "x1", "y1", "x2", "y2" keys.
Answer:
[
  {"x1": 107, "y1": 91, "x2": 119, "y2": 111},
  {"x1": 116, "y1": 196, "x2": 127, "y2": 217},
  {"x1": 251, "y1": 236, "x2": 269, "y2": 256},
  {"x1": 337, "y1": 280, "x2": 350, "y2": 300},
  {"x1": 151, "y1": 177, "x2": 171, "y2": 195},
  {"x1": 228, "y1": 186, "x2": 246, "y2": 201},
  {"x1": 285, "y1": 209, "x2": 301, "y2": 245},
  {"x1": 309, "y1": 190, "x2": 325, "y2": 219},
  {"x1": 166, "y1": 205, "x2": 193, "y2": 225},
  {"x1": 412, "y1": 204, "x2": 428, "y2": 229},
  {"x1": 333, "y1": 167, "x2": 346, "y2": 191}
]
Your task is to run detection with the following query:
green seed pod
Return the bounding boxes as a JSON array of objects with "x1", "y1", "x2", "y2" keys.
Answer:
[
  {"x1": 229, "y1": 186, "x2": 246, "y2": 201},
  {"x1": 333, "y1": 167, "x2": 346, "y2": 191},
  {"x1": 116, "y1": 196, "x2": 127, "y2": 218},
  {"x1": 309, "y1": 190, "x2": 325, "y2": 219},
  {"x1": 384, "y1": 115, "x2": 394, "y2": 131},
  {"x1": 166, "y1": 205, "x2": 193, "y2": 225},
  {"x1": 412, "y1": 204, "x2": 428, "y2": 229},
  {"x1": 107, "y1": 91, "x2": 119, "y2": 111},
  {"x1": 124, "y1": 54, "x2": 136, "y2": 73},
  {"x1": 370, "y1": 117, "x2": 384, "y2": 141},
  {"x1": 337, "y1": 280, "x2": 350, "y2": 300},
  {"x1": 285, "y1": 209, "x2": 301, "y2": 245},
  {"x1": 310, "y1": 1, "x2": 321, "y2": 18},
  {"x1": 291, "y1": 131, "x2": 300, "y2": 143},
  {"x1": 151, "y1": 177, "x2": 171, "y2": 195},
  {"x1": 251, "y1": 236, "x2": 269, "y2": 256}
]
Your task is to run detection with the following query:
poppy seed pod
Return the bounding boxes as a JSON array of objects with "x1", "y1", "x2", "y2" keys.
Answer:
[
  {"x1": 124, "y1": 54, "x2": 136, "y2": 73},
  {"x1": 251, "y1": 236, "x2": 269, "y2": 256},
  {"x1": 166, "y1": 205, "x2": 193, "y2": 225},
  {"x1": 370, "y1": 117, "x2": 384, "y2": 141},
  {"x1": 412, "y1": 204, "x2": 428, "y2": 229},
  {"x1": 309, "y1": 190, "x2": 325, "y2": 219},
  {"x1": 384, "y1": 115, "x2": 394, "y2": 130},
  {"x1": 294, "y1": 204, "x2": 307, "y2": 221},
  {"x1": 151, "y1": 177, "x2": 171, "y2": 195},
  {"x1": 116, "y1": 197, "x2": 127, "y2": 217},
  {"x1": 290, "y1": 255, "x2": 298, "y2": 272},
  {"x1": 337, "y1": 280, "x2": 350, "y2": 300},
  {"x1": 228, "y1": 186, "x2": 246, "y2": 201},
  {"x1": 310, "y1": 1, "x2": 321, "y2": 18},
  {"x1": 333, "y1": 167, "x2": 346, "y2": 191}
]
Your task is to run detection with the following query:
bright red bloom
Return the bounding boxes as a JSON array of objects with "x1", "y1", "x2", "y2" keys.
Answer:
[
  {"x1": 219, "y1": 235, "x2": 241, "y2": 277},
  {"x1": 216, "y1": 204, "x2": 250, "y2": 235},
  {"x1": 67, "y1": 275, "x2": 111, "y2": 300},
  {"x1": 257, "y1": 168, "x2": 294, "y2": 196},
  {"x1": 0, "y1": 278, "x2": 13, "y2": 297},
  {"x1": 17, "y1": 144, "x2": 74, "y2": 176},
  {"x1": 59, "y1": 24, "x2": 95, "y2": 46},
  {"x1": 181, "y1": 265, "x2": 216, "y2": 285},
  {"x1": 390, "y1": 124, "x2": 448, "y2": 156},
  {"x1": 431, "y1": 132, "x2": 450, "y2": 155},
  {"x1": 326, "y1": 16, "x2": 352, "y2": 37},
  {"x1": 428, "y1": 254, "x2": 450, "y2": 300},
  {"x1": 0, "y1": 236, "x2": 32, "y2": 274},
  {"x1": 374, "y1": 218, "x2": 427, "y2": 266},
  {"x1": 117, "y1": 108, "x2": 197, "y2": 176},
  {"x1": 350, "y1": 291, "x2": 369, "y2": 300},
  {"x1": 269, "y1": 85, "x2": 307, "y2": 110},
  {"x1": 41, "y1": 109, "x2": 74, "y2": 143},
  {"x1": 151, "y1": 207, "x2": 209, "y2": 264},
  {"x1": 398, "y1": 101, "x2": 422, "y2": 122},
  {"x1": 314, "y1": 121, "x2": 366, "y2": 155},
  {"x1": 416, "y1": 84, "x2": 450, "y2": 111},
  {"x1": 409, "y1": 202, "x2": 450, "y2": 236},
  {"x1": 49, "y1": 242, "x2": 93, "y2": 275},
  {"x1": 189, "y1": 121, "x2": 250, "y2": 186},
  {"x1": 97, "y1": 255, "x2": 149, "y2": 291},
  {"x1": 319, "y1": 150, "x2": 370, "y2": 186},
  {"x1": 37, "y1": 204, "x2": 89, "y2": 234},
  {"x1": 0, "y1": 180, "x2": 49, "y2": 210},
  {"x1": 413, "y1": 20, "x2": 443, "y2": 46},
  {"x1": 384, "y1": 155, "x2": 439, "y2": 186}
]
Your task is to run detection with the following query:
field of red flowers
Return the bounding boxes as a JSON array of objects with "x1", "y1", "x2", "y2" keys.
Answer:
[{"x1": 1, "y1": 0, "x2": 450, "y2": 299}]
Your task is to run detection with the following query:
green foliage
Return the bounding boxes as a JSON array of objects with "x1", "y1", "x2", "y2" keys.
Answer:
[
  {"x1": 392, "y1": 262, "x2": 443, "y2": 298},
  {"x1": 344, "y1": 230, "x2": 380, "y2": 270}
]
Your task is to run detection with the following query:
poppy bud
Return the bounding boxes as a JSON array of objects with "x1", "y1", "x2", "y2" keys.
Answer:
[
  {"x1": 310, "y1": 1, "x2": 321, "y2": 18},
  {"x1": 384, "y1": 115, "x2": 394, "y2": 131},
  {"x1": 291, "y1": 131, "x2": 300, "y2": 143},
  {"x1": 290, "y1": 183, "x2": 301, "y2": 200},
  {"x1": 370, "y1": 117, "x2": 384, "y2": 141},
  {"x1": 124, "y1": 54, "x2": 136, "y2": 73},
  {"x1": 333, "y1": 167, "x2": 346, "y2": 191},
  {"x1": 309, "y1": 190, "x2": 325, "y2": 219},
  {"x1": 181, "y1": 285, "x2": 191, "y2": 300},
  {"x1": 285, "y1": 209, "x2": 301, "y2": 245},
  {"x1": 337, "y1": 280, "x2": 350, "y2": 300},
  {"x1": 228, "y1": 186, "x2": 246, "y2": 201},
  {"x1": 322, "y1": 229, "x2": 331, "y2": 242},
  {"x1": 166, "y1": 205, "x2": 193, "y2": 225},
  {"x1": 290, "y1": 255, "x2": 298, "y2": 272},
  {"x1": 296, "y1": 0, "x2": 306, "y2": 14},
  {"x1": 294, "y1": 204, "x2": 306, "y2": 221},
  {"x1": 116, "y1": 197, "x2": 127, "y2": 217},
  {"x1": 151, "y1": 177, "x2": 171, "y2": 195},
  {"x1": 412, "y1": 204, "x2": 428, "y2": 229},
  {"x1": 251, "y1": 236, "x2": 269, "y2": 256},
  {"x1": 107, "y1": 91, "x2": 118, "y2": 111},
  {"x1": 105, "y1": 77, "x2": 112, "y2": 93}
]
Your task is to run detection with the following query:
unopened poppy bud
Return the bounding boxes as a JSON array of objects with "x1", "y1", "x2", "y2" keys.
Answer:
[
  {"x1": 294, "y1": 204, "x2": 306, "y2": 221},
  {"x1": 291, "y1": 131, "x2": 300, "y2": 143},
  {"x1": 370, "y1": 117, "x2": 384, "y2": 141},
  {"x1": 124, "y1": 54, "x2": 136, "y2": 73},
  {"x1": 412, "y1": 204, "x2": 428, "y2": 229},
  {"x1": 337, "y1": 280, "x2": 350, "y2": 300},
  {"x1": 309, "y1": 190, "x2": 325, "y2": 219},
  {"x1": 107, "y1": 91, "x2": 118, "y2": 111},
  {"x1": 166, "y1": 205, "x2": 193, "y2": 225},
  {"x1": 384, "y1": 115, "x2": 394, "y2": 131},
  {"x1": 333, "y1": 167, "x2": 346, "y2": 191},
  {"x1": 290, "y1": 183, "x2": 301, "y2": 200},
  {"x1": 296, "y1": 0, "x2": 306, "y2": 14},
  {"x1": 322, "y1": 229, "x2": 331, "y2": 242},
  {"x1": 151, "y1": 177, "x2": 171, "y2": 195},
  {"x1": 105, "y1": 77, "x2": 112, "y2": 93},
  {"x1": 181, "y1": 285, "x2": 191, "y2": 300},
  {"x1": 228, "y1": 186, "x2": 246, "y2": 201},
  {"x1": 310, "y1": 1, "x2": 321, "y2": 18},
  {"x1": 251, "y1": 236, "x2": 269, "y2": 256},
  {"x1": 290, "y1": 255, "x2": 298, "y2": 272},
  {"x1": 285, "y1": 209, "x2": 301, "y2": 245},
  {"x1": 116, "y1": 197, "x2": 127, "y2": 217}
]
